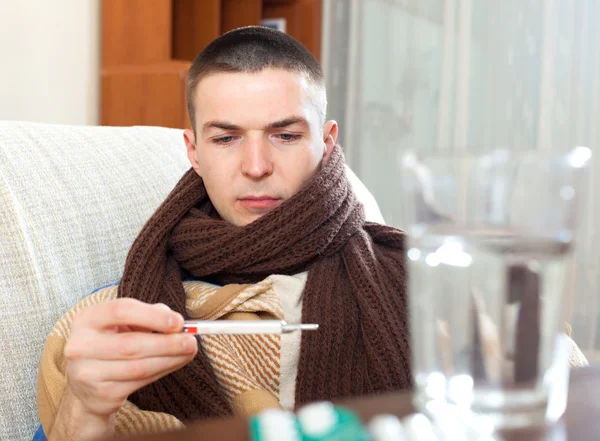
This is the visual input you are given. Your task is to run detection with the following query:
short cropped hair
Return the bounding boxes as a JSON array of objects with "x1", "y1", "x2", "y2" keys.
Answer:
[{"x1": 186, "y1": 26, "x2": 327, "y2": 133}]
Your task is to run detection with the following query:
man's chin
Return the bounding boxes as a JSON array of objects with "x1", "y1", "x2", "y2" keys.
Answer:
[
  {"x1": 239, "y1": 211, "x2": 272, "y2": 226},
  {"x1": 224, "y1": 210, "x2": 268, "y2": 227}
]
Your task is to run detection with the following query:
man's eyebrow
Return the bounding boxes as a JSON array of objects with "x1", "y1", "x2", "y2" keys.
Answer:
[
  {"x1": 203, "y1": 121, "x2": 241, "y2": 132},
  {"x1": 268, "y1": 117, "x2": 308, "y2": 129},
  {"x1": 202, "y1": 117, "x2": 308, "y2": 133}
]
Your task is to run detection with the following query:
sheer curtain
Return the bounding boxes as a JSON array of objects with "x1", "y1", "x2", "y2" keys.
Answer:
[{"x1": 322, "y1": 0, "x2": 600, "y2": 359}]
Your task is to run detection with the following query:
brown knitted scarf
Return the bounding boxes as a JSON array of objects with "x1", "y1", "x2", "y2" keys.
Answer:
[{"x1": 118, "y1": 145, "x2": 412, "y2": 422}]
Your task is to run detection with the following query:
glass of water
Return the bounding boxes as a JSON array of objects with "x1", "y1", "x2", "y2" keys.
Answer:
[{"x1": 400, "y1": 147, "x2": 591, "y2": 430}]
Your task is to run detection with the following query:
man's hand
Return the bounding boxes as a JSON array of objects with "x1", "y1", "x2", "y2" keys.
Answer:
[{"x1": 49, "y1": 298, "x2": 197, "y2": 440}]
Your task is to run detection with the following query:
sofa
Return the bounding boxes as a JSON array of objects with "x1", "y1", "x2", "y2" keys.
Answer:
[{"x1": 0, "y1": 121, "x2": 384, "y2": 441}]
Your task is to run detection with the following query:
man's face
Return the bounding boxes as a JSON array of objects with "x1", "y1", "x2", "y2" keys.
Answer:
[{"x1": 184, "y1": 68, "x2": 337, "y2": 226}]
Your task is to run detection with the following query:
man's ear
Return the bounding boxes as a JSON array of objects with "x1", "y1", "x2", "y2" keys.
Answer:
[
  {"x1": 184, "y1": 129, "x2": 201, "y2": 174},
  {"x1": 322, "y1": 120, "x2": 338, "y2": 160}
]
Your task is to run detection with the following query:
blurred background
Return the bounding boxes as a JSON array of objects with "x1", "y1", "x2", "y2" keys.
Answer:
[{"x1": 0, "y1": 0, "x2": 599, "y2": 360}]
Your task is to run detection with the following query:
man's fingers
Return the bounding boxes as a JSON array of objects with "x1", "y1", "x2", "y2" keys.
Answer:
[
  {"x1": 125, "y1": 355, "x2": 200, "y2": 391},
  {"x1": 74, "y1": 298, "x2": 184, "y2": 333},
  {"x1": 65, "y1": 332, "x2": 198, "y2": 361},
  {"x1": 69, "y1": 354, "x2": 198, "y2": 407},
  {"x1": 89, "y1": 354, "x2": 198, "y2": 383}
]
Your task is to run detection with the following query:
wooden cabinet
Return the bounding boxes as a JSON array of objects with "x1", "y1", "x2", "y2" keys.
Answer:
[
  {"x1": 101, "y1": 62, "x2": 191, "y2": 129},
  {"x1": 172, "y1": 0, "x2": 222, "y2": 61},
  {"x1": 101, "y1": 0, "x2": 189, "y2": 129},
  {"x1": 101, "y1": 0, "x2": 173, "y2": 67},
  {"x1": 222, "y1": 0, "x2": 263, "y2": 34},
  {"x1": 101, "y1": 0, "x2": 322, "y2": 129},
  {"x1": 263, "y1": 0, "x2": 321, "y2": 62}
]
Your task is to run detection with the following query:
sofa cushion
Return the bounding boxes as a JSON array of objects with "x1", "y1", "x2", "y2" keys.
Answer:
[{"x1": 0, "y1": 122, "x2": 191, "y2": 441}]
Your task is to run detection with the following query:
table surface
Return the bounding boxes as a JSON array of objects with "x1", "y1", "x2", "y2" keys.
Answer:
[{"x1": 114, "y1": 366, "x2": 600, "y2": 441}]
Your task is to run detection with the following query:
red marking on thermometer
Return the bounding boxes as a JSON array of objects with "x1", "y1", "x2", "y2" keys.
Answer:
[{"x1": 182, "y1": 320, "x2": 319, "y2": 335}]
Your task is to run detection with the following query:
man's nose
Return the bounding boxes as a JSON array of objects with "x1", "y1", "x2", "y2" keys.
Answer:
[{"x1": 241, "y1": 137, "x2": 274, "y2": 179}]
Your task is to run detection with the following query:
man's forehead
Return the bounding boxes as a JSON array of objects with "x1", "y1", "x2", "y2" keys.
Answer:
[{"x1": 193, "y1": 69, "x2": 318, "y2": 129}]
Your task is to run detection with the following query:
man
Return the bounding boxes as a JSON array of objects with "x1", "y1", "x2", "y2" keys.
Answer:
[{"x1": 37, "y1": 26, "x2": 411, "y2": 440}]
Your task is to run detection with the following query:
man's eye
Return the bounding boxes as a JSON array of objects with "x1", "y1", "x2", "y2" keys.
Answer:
[
  {"x1": 278, "y1": 134, "x2": 301, "y2": 142},
  {"x1": 213, "y1": 136, "x2": 235, "y2": 144}
]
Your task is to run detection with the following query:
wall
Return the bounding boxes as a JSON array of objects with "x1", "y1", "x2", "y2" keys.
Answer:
[{"x1": 0, "y1": 0, "x2": 100, "y2": 125}]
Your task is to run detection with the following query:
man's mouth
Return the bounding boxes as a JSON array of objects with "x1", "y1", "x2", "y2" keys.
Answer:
[{"x1": 237, "y1": 196, "x2": 282, "y2": 210}]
